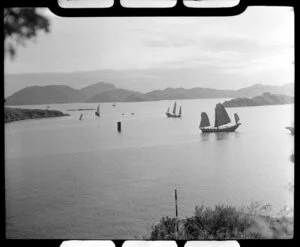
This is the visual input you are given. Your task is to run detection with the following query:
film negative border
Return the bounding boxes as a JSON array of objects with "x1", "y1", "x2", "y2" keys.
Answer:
[
  {"x1": 3, "y1": 0, "x2": 296, "y2": 17},
  {"x1": 49, "y1": 0, "x2": 247, "y2": 17},
  {"x1": 1, "y1": 0, "x2": 297, "y2": 246}
]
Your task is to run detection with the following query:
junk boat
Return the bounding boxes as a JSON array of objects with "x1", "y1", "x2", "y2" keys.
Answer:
[
  {"x1": 166, "y1": 102, "x2": 182, "y2": 118},
  {"x1": 286, "y1": 126, "x2": 294, "y2": 135},
  {"x1": 199, "y1": 103, "x2": 241, "y2": 133}
]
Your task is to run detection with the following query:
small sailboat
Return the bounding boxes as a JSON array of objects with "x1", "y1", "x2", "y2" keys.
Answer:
[
  {"x1": 199, "y1": 103, "x2": 241, "y2": 133},
  {"x1": 166, "y1": 102, "x2": 182, "y2": 118},
  {"x1": 95, "y1": 104, "x2": 100, "y2": 117},
  {"x1": 286, "y1": 126, "x2": 294, "y2": 135},
  {"x1": 79, "y1": 114, "x2": 83, "y2": 120}
]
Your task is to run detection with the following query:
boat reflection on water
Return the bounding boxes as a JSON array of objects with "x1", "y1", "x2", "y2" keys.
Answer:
[
  {"x1": 199, "y1": 132, "x2": 211, "y2": 142},
  {"x1": 215, "y1": 132, "x2": 240, "y2": 141},
  {"x1": 215, "y1": 132, "x2": 230, "y2": 141},
  {"x1": 199, "y1": 132, "x2": 240, "y2": 142}
]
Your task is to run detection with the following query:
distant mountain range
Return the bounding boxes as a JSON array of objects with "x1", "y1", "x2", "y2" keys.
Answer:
[
  {"x1": 86, "y1": 88, "x2": 151, "y2": 103},
  {"x1": 5, "y1": 85, "x2": 84, "y2": 105},
  {"x1": 4, "y1": 82, "x2": 294, "y2": 106},
  {"x1": 80, "y1": 81, "x2": 116, "y2": 99}
]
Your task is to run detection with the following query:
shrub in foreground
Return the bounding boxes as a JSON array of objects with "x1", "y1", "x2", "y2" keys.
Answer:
[{"x1": 149, "y1": 203, "x2": 293, "y2": 239}]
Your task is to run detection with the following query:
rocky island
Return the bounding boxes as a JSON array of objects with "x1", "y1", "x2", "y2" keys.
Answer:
[
  {"x1": 223, "y1": 92, "x2": 294, "y2": 108},
  {"x1": 5, "y1": 107, "x2": 70, "y2": 123}
]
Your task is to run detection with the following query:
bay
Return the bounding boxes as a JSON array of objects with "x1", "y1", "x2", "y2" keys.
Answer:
[{"x1": 5, "y1": 99, "x2": 294, "y2": 238}]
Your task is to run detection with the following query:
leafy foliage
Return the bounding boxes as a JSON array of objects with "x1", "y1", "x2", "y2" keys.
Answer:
[{"x1": 4, "y1": 8, "x2": 50, "y2": 59}]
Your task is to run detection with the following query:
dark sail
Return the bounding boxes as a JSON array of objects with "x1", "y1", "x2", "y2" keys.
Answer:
[
  {"x1": 200, "y1": 112, "x2": 210, "y2": 127},
  {"x1": 234, "y1": 113, "x2": 240, "y2": 124},
  {"x1": 214, "y1": 103, "x2": 231, "y2": 127},
  {"x1": 95, "y1": 104, "x2": 100, "y2": 117},
  {"x1": 173, "y1": 102, "x2": 177, "y2": 114},
  {"x1": 179, "y1": 106, "x2": 182, "y2": 116}
]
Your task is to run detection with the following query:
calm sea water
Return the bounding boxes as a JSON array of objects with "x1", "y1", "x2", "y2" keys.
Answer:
[{"x1": 5, "y1": 99, "x2": 294, "y2": 239}]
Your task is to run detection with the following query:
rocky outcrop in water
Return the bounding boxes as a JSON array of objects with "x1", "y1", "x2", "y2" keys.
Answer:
[
  {"x1": 223, "y1": 93, "x2": 294, "y2": 108},
  {"x1": 5, "y1": 107, "x2": 70, "y2": 123}
]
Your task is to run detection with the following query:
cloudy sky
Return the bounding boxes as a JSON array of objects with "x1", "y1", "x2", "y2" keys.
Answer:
[{"x1": 4, "y1": 5, "x2": 294, "y2": 94}]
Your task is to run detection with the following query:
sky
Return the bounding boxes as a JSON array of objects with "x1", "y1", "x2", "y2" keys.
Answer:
[{"x1": 4, "y1": 5, "x2": 294, "y2": 94}]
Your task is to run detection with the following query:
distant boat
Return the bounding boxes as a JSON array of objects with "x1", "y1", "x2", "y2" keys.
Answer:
[
  {"x1": 112, "y1": 103, "x2": 116, "y2": 107},
  {"x1": 166, "y1": 102, "x2": 182, "y2": 118},
  {"x1": 95, "y1": 104, "x2": 100, "y2": 117},
  {"x1": 199, "y1": 103, "x2": 241, "y2": 133},
  {"x1": 286, "y1": 126, "x2": 294, "y2": 135},
  {"x1": 79, "y1": 114, "x2": 83, "y2": 120}
]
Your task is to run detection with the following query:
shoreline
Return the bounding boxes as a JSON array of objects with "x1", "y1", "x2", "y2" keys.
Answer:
[{"x1": 5, "y1": 107, "x2": 70, "y2": 123}]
